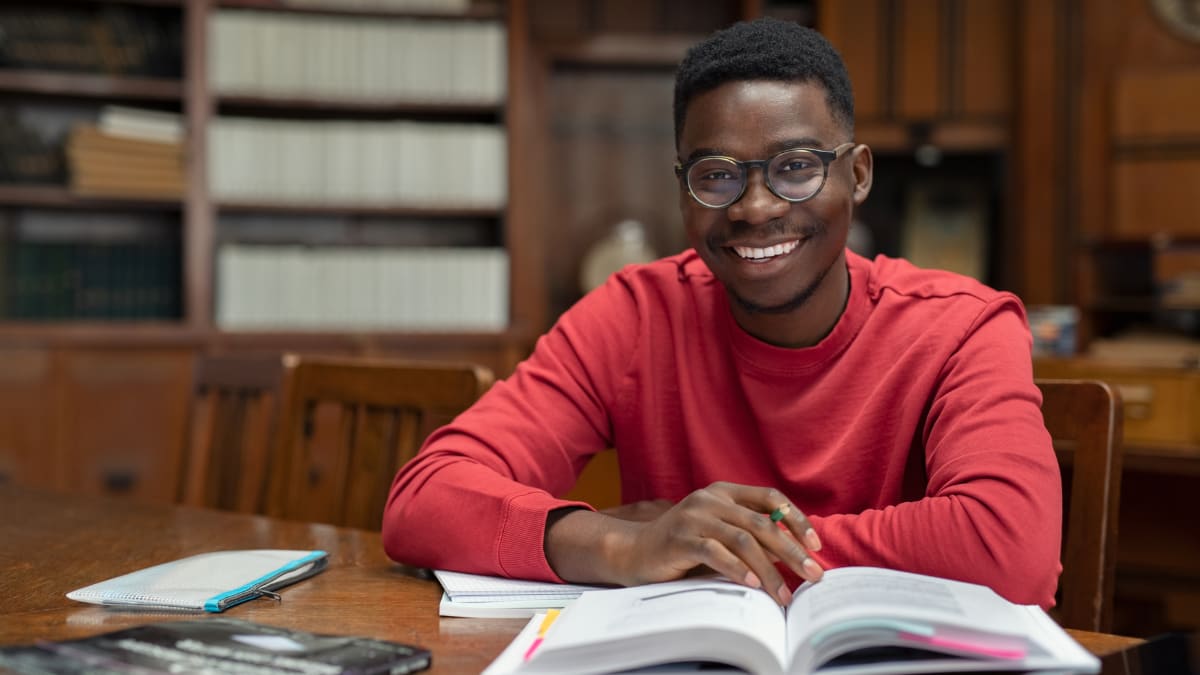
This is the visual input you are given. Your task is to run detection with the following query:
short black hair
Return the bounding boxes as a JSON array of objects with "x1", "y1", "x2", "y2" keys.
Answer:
[{"x1": 673, "y1": 18, "x2": 855, "y2": 146}]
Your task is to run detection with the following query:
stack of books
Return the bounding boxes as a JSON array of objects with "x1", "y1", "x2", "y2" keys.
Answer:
[
  {"x1": 209, "y1": 9, "x2": 504, "y2": 103},
  {"x1": 215, "y1": 244, "x2": 509, "y2": 331},
  {"x1": 66, "y1": 106, "x2": 185, "y2": 199}
]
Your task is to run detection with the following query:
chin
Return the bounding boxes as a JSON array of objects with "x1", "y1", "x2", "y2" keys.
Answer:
[
  {"x1": 728, "y1": 257, "x2": 833, "y2": 314},
  {"x1": 730, "y1": 280, "x2": 822, "y2": 315}
]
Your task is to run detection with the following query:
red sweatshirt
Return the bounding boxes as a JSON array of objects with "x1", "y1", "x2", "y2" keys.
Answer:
[{"x1": 383, "y1": 250, "x2": 1062, "y2": 608}]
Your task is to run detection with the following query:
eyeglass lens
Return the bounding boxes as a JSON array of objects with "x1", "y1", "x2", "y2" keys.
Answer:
[{"x1": 687, "y1": 149, "x2": 828, "y2": 207}]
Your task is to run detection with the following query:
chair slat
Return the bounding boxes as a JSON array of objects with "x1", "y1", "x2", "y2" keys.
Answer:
[{"x1": 179, "y1": 353, "x2": 293, "y2": 513}]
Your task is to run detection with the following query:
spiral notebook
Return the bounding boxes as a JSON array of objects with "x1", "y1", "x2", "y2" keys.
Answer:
[{"x1": 66, "y1": 549, "x2": 329, "y2": 612}]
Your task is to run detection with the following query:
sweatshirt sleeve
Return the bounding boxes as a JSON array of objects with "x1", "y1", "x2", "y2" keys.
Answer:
[
  {"x1": 807, "y1": 298, "x2": 1063, "y2": 608},
  {"x1": 381, "y1": 272, "x2": 640, "y2": 580}
]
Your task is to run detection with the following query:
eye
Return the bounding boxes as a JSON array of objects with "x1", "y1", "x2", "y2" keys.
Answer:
[
  {"x1": 778, "y1": 158, "x2": 818, "y2": 172},
  {"x1": 699, "y1": 168, "x2": 737, "y2": 181},
  {"x1": 689, "y1": 158, "x2": 741, "y2": 184}
]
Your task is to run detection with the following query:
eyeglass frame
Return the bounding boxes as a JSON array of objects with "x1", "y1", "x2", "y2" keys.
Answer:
[{"x1": 674, "y1": 142, "x2": 856, "y2": 209}]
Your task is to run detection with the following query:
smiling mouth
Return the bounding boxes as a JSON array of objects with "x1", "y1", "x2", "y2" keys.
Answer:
[{"x1": 730, "y1": 239, "x2": 800, "y2": 262}]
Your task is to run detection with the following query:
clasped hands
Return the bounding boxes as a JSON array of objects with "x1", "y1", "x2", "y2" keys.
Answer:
[{"x1": 544, "y1": 482, "x2": 824, "y2": 606}]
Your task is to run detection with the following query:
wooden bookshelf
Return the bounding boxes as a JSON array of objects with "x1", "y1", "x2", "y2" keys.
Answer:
[{"x1": 0, "y1": 0, "x2": 534, "y2": 336}]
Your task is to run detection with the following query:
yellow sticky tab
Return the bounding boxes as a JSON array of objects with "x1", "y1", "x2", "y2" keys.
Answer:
[{"x1": 537, "y1": 609, "x2": 560, "y2": 637}]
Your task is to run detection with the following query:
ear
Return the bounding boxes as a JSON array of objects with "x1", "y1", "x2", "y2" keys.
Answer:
[{"x1": 850, "y1": 144, "x2": 873, "y2": 206}]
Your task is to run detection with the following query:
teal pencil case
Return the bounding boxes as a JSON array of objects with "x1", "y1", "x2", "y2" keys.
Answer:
[{"x1": 66, "y1": 549, "x2": 328, "y2": 612}]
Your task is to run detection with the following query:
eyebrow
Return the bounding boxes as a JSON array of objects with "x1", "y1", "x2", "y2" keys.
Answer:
[{"x1": 681, "y1": 137, "x2": 831, "y2": 163}]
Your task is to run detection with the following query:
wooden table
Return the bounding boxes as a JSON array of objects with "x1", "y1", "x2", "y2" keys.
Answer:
[{"x1": 0, "y1": 485, "x2": 1145, "y2": 674}]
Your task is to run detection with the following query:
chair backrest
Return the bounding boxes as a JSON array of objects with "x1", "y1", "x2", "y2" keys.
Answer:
[
  {"x1": 179, "y1": 352, "x2": 295, "y2": 513},
  {"x1": 1036, "y1": 378, "x2": 1124, "y2": 633},
  {"x1": 565, "y1": 448, "x2": 622, "y2": 510},
  {"x1": 266, "y1": 355, "x2": 494, "y2": 530}
]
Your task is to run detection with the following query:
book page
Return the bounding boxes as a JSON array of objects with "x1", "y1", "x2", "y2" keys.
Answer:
[
  {"x1": 799, "y1": 568, "x2": 967, "y2": 618},
  {"x1": 523, "y1": 578, "x2": 789, "y2": 675},
  {"x1": 782, "y1": 567, "x2": 1095, "y2": 675}
]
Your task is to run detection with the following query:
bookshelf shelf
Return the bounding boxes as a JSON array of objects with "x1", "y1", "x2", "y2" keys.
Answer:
[
  {"x1": 215, "y1": 0, "x2": 504, "y2": 21},
  {"x1": 216, "y1": 200, "x2": 503, "y2": 219},
  {"x1": 60, "y1": 0, "x2": 185, "y2": 6},
  {"x1": 0, "y1": 70, "x2": 183, "y2": 102},
  {"x1": 0, "y1": 185, "x2": 182, "y2": 211},
  {"x1": 216, "y1": 95, "x2": 503, "y2": 120}
]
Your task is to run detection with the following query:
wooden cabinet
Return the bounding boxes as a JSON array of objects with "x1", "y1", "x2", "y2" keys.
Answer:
[
  {"x1": 815, "y1": 0, "x2": 1020, "y2": 293},
  {"x1": 1037, "y1": 358, "x2": 1200, "y2": 458},
  {"x1": 0, "y1": 345, "x2": 192, "y2": 502},
  {"x1": 1070, "y1": 0, "x2": 1200, "y2": 344},
  {"x1": 56, "y1": 348, "x2": 193, "y2": 502},
  {"x1": 817, "y1": 0, "x2": 1015, "y2": 152}
]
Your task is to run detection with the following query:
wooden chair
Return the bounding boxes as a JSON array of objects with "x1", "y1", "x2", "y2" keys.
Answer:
[
  {"x1": 266, "y1": 355, "x2": 494, "y2": 531},
  {"x1": 179, "y1": 353, "x2": 296, "y2": 513},
  {"x1": 565, "y1": 448, "x2": 622, "y2": 509},
  {"x1": 1037, "y1": 378, "x2": 1125, "y2": 633}
]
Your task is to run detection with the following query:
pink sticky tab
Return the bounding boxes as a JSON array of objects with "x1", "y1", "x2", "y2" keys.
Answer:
[{"x1": 898, "y1": 631, "x2": 1027, "y2": 660}]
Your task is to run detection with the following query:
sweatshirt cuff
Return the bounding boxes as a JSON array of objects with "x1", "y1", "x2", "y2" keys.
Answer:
[{"x1": 495, "y1": 490, "x2": 594, "y2": 582}]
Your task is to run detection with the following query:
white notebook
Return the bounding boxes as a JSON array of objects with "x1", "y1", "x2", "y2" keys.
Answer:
[
  {"x1": 66, "y1": 549, "x2": 328, "y2": 613},
  {"x1": 433, "y1": 570, "x2": 604, "y2": 618}
]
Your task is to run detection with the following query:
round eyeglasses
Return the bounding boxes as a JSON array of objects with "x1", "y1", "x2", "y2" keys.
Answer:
[{"x1": 674, "y1": 142, "x2": 856, "y2": 209}]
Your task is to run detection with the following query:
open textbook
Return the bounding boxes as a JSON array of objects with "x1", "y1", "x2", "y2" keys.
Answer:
[{"x1": 485, "y1": 567, "x2": 1100, "y2": 675}]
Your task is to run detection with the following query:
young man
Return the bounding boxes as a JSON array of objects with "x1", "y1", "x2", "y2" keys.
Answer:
[{"x1": 383, "y1": 18, "x2": 1061, "y2": 609}]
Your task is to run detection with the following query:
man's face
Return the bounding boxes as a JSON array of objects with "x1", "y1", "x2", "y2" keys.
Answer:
[{"x1": 677, "y1": 79, "x2": 868, "y2": 325}]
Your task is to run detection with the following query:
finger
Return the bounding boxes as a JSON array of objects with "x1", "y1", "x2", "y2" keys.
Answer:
[
  {"x1": 728, "y1": 502, "x2": 824, "y2": 584},
  {"x1": 701, "y1": 521, "x2": 793, "y2": 605},
  {"x1": 689, "y1": 537, "x2": 761, "y2": 591},
  {"x1": 727, "y1": 485, "x2": 822, "y2": 554},
  {"x1": 775, "y1": 502, "x2": 822, "y2": 553},
  {"x1": 718, "y1": 488, "x2": 823, "y2": 583}
]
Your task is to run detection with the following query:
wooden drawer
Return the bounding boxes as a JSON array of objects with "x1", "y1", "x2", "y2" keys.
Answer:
[
  {"x1": 58, "y1": 348, "x2": 193, "y2": 502},
  {"x1": 1034, "y1": 359, "x2": 1200, "y2": 450}
]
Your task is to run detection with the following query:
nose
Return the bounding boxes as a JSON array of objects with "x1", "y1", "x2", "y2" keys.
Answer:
[{"x1": 726, "y1": 167, "x2": 789, "y2": 225}]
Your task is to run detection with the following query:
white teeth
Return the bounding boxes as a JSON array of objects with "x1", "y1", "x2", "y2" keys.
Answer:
[{"x1": 732, "y1": 239, "x2": 799, "y2": 260}]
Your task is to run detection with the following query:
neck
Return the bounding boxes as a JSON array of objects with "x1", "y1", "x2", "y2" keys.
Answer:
[{"x1": 730, "y1": 253, "x2": 850, "y2": 348}]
